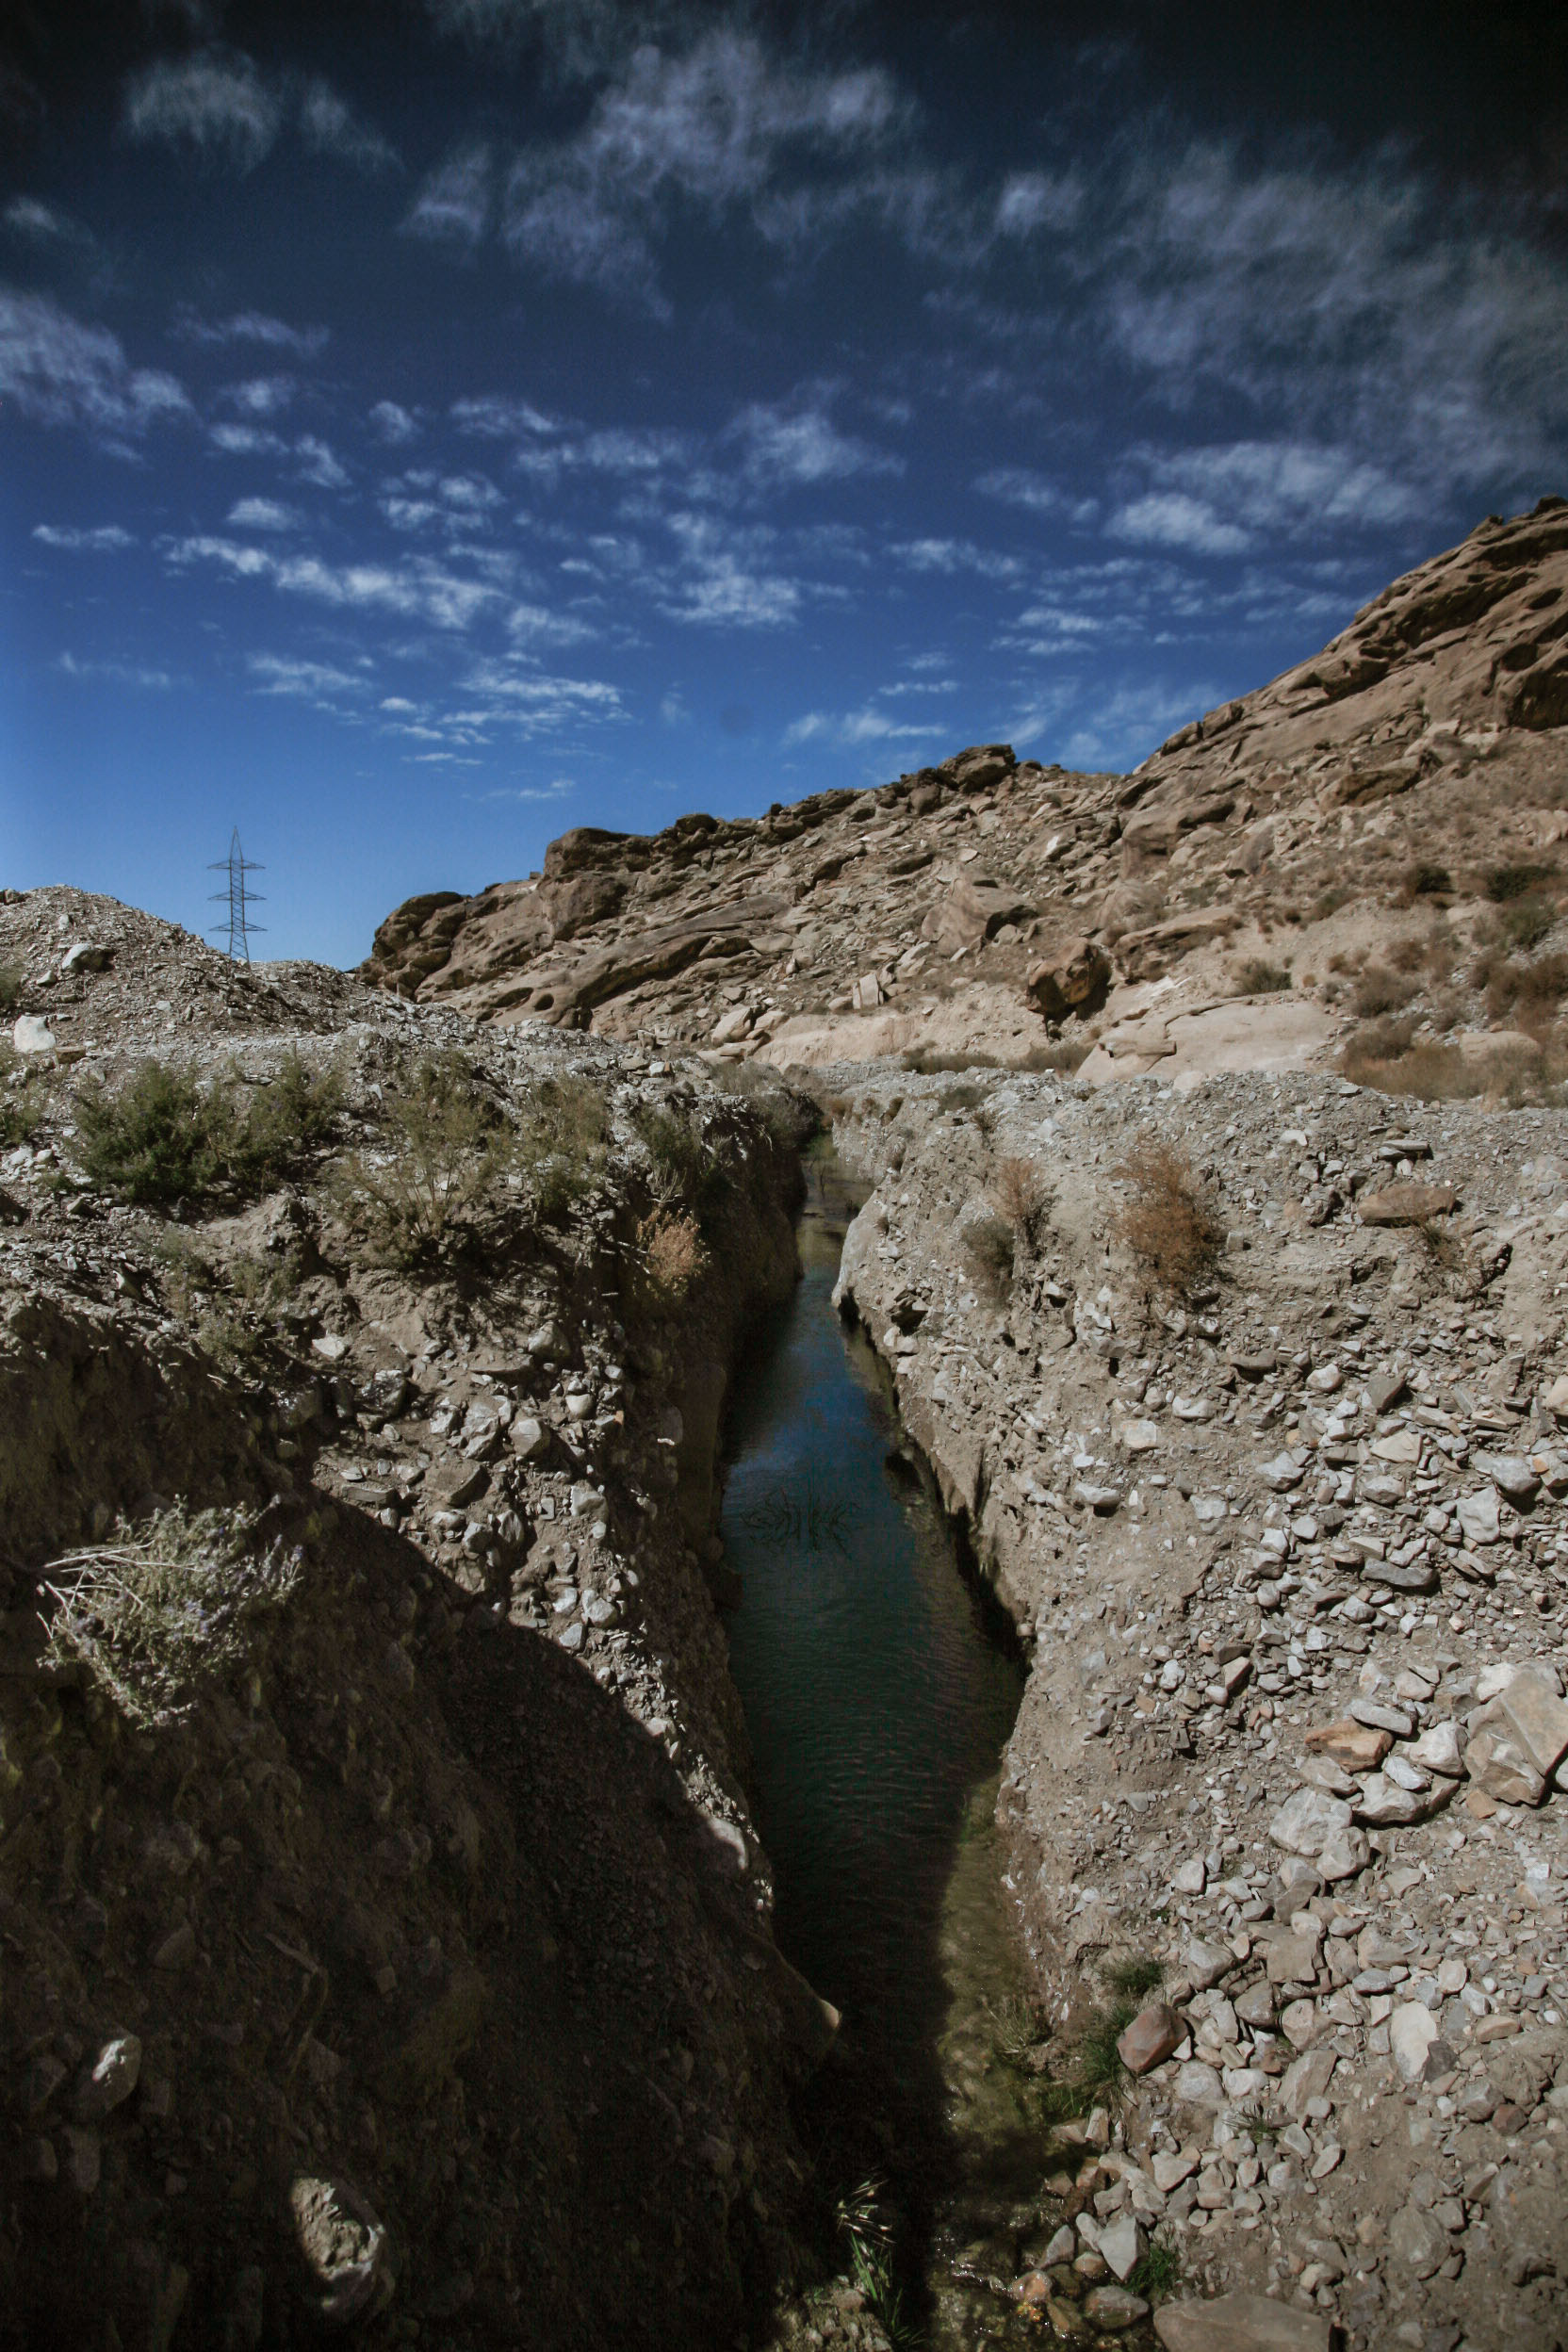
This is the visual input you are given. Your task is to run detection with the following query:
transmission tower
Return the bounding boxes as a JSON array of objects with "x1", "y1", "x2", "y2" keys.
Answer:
[{"x1": 208, "y1": 829, "x2": 266, "y2": 962}]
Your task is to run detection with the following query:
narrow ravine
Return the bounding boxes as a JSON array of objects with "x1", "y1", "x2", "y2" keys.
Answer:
[{"x1": 721, "y1": 1159, "x2": 1054, "y2": 2344}]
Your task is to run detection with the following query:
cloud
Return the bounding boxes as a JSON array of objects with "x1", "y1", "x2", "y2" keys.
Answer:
[
  {"x1": 56, "y1": 650, "x2": 174, "y2": 689},
  {"x1": 783, "y1": 706, "x2": 945, "y2": 746},
  {"x1": 456, "y1": 657, "x2": 626, "y2": 730},
  {"x1": 220, "y1": 373, "x2": 294, "y2": 416},
  {"x1": 4, "y1": 196, "x2": 93, "y2": 247},
  {"x1": 247, "y1": 652, "x2": 367, "y2": 697},
  {"x1": 293, "y1": 434, "x2": 350, "y2": 487},
  {"x1": 500, "y1": 30, "x2": 902, "y2": 309},
  {"x1": 122, "y1": 48, "x2": 283, "y2": 171},
  {"x1": 450, "y1": 393, "x2": 560, "y2": 439},
  {"x1": 370, "y1": 399, "x2": 419, "y2": 443},
  {"x1": 403, "y1": 141, "x2": 493, "y2": 247},
  {"x1": 1056, "y1": 678, "x2": 1221, "y2": 770},
  {"x1": 993, "y1": 171, "x2": 1082, "y2": 237},
  {"x1": 174, "y1": 308, "x2": 329, "y2": 354},
  {"x1": 163, "y1": 533, "x2": 505, "y2": 629},
  {"x1": 974, "y1": 467, "x2": 1099, "y2": 525},
  {"x1": 472, "y1": 776, "x2": 580, "y2": 801},
  {"x1": 207, "y1": 421, "x2": 286, "y2": 454},
  {"x1": 890, "y1": 536, "x2": 1021, "y2": 580},
  {"x1": 32, "y1": 523, "x2": 135, "y2": 551},
  {"x1": 1107, "y1": 491, "x2": 1250, "y2": 556},
  {"x1": 728, "y1": 398, "x2": 900, "y2": 491},
  {"x1": 226, "y1": 497, "x2": 300, "y2": 531},
  {"x1": 0, "y1": 289, "x2": 191, "y2": 444},
  {"x1": 657, "y1": 513, "x2": 800, "y2": 627},
  {"x1": 299, "y1": 78, "x2": 400, "y2": 173}
]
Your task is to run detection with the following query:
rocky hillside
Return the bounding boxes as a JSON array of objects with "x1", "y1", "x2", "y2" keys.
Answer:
[
  {"x1": 0, "y1": 886, "x2": 841, "y2": 2352},
  {"x1": 364, "y1": 497, "x2": 1568, "y2": 1098}
]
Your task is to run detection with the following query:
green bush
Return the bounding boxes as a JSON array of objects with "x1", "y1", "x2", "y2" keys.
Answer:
[
  {"x1": 1408, "y1": 861, "x2": 1452, "y2": 898},
  {"x1": 632, "y1": 1100, "x2": 729, "y2": 1219},
  {"x1": 0, "y1": 965, "x2": 21, "y2": 1009},
  {"x1": 1234, "y1": 958, "x2": 1292, "y2": 993},
  {"x1": 335, "y1": 1049, "x2": 509, "y2": 1266},
  {"x1": 75, "y1": 1052, "x2": 341, "y2": 1207},
  {"x1": 515, "y1": 1072, "x2": 609, "y2": 1218},
  {"x1": 1487, "y1": 862, "x2": 1555, "y2": 902},
  {"x1": 0, "y1": 1046, "x2": 42, "y2": 1148},
  {"x1": 1500, "y1": 895, "x2": 1558, "y2": 952}
]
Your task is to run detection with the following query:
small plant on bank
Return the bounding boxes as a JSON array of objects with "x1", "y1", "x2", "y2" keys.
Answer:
[
  {"x1": 0, "y1": 1045, "x2": 42, "y2": 1149},
  {"x1": 335, "y1": 1049, "x2": 510, "y2": 1266},
  {"x1": 833, "y1": 2177, "x2": 915, "y2": 2351},
  {"x1": 633, "y1": 1100, "x2": 730, "y2": 1221},
  {"x1": 991, "y1": 1153, "x2": 1048, "y2": 1249},
  {"x1": 1233, "y1": 957, "x2": 1292, "y2": 994},
  {"x1": 1129, "y1": 2231, "x2": 1182, "y2": 2304},
  {"x1": 41, "y1": 1504, "x2": 302, "y2": 1728},
  {"x1": 631, "y1": 1203, "x2": 706, "y2": 1308},
  {"x1": 515, "y1": 1072, "x2": 609, "y2": 1218},
  {"x1": 1350, "y1": 964, "x2": 1418, "y2": 1020},
  {"x1": 1113, "y1": 1142, "x2": 1224, "y2": 1298},
  {"x1": 1104, "y1": 1952, "x2": 1163, "y2": 2001},
  {"x1": 75, "y1": 1051, "x2": 342, "y2": 1208},
  {"x1": 1407, "y1": 860, "x2": 1452, "y2": 898},
  {"x1": 0, "y1": 964, "x2": 21, "y2": 1009},
  {"x1": 1486, "y1": 861, "x2": 1555, "y2": 903}
]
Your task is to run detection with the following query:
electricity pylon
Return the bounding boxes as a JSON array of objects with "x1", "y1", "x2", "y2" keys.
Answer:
[{"x1": 208, "y1": 829, "x2": 266, "y2": 962}]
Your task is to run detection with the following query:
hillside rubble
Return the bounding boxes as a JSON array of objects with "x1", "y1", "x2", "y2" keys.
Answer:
[
  {"x1": 825, "y1": 1056, "x2": 1568, "y2": 2351},
  {"x1": 0, "y1": 887, "x2": 840, "y2": 2351},
  {"x1": 362, "y1": 498, "x2": 1568, "y2": 1102}
]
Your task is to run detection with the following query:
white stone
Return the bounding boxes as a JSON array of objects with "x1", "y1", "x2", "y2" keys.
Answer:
[
  {"x1": 1173, "y1": 2061, "x2": 1224, "y2": 2105},
  {"x1": 1258, "y1": 1451, "x2": 1305, "y2": 1491},
  {"x1": 1406, "y1": 1720, "x2": 1464, "y2": 1777},
  {"x1": 12, "y1": 1016, "x2": 55, "y2": 1056},
  {"x1": 1457, "y1": 1489, "x2": 1501, "y2": 1547},
  {"x1": 1120, "y1": 1419, "x2": 1160, "y2": 1452},
  {"x1": 1268, "y1": 1786, "x2": 1352, "y2": 1858},
  {"x1": 1098, "y1": 2213, "x2": 1142, "y2": 2281},
  {"x1": 1389, "y1": 2001, "x2": 1439, "y2": 2082}
]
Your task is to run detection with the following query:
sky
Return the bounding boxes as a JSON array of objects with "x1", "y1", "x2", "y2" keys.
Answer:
[{"x1": 3, "y1": 1, "x2": 1566, "y2": 966}]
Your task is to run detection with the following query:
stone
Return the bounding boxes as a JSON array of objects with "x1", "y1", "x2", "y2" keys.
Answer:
[
  {"x1": 1083, "y1": 2282, "x2": 1150, "y2": 2332},
  {"x1": 427, "y1": 1460, "x2": 489, "y2": 1511},
  {"x1": 509, "y1": 1415, "x2": 549, "y2": 1462},
  {"x1": 1098, "y1": 2212, "x2": 1142, "y2": 2281},
  {"x1": 1387, "y1": 2202, "x2": 1447, "y2": 2277},
  {"x1": 1498, "y1": 1668, "x2": 1568, "y2": 1779},
  {"x1": 1192, "y1": 1492, "x2": 1229, "y2": 1527},
  {"x1": 1045, "y1": 2225, "x2": 1078, "y2": 2265},
  {"x1": 1117, "y1": 2004, "x2": 1184, "y2": 2074},
  {"x1": 1280, "y1": 2048, "x2": 1336, "y2": 2118},
  {"x1": 288, "y1": 2174, "x2": 393, "y2": 2325},
  {"x1": 1348, "y1": 1696, "x2": 1414, "y2": 1738},
  {"x1": 1406, "y1": 1720, "x2": 1464, "y2": 1776},
  {"x1": 710, "y1": 1003, "x2": 753, "y2": 1043},
  {"x1": 1172, "y1": 1855, "x2": 1206, "y2": 1895},
  {"x1": 1173, "y1": 2060, "x2": 1224, "y2": 2105},
  {"x1": 1152, "y1": 2149, "x2": 1200, "y2": 2194},
  {"x1": 1027, "y1": 935, "x2": 1111, "y2": 1020},
  {"x1": 1304, "y1": 1720, "x2": 1391, "y2": 1772},
  {"x1": 12, "y1": 1016, "x2": 56, "y2": 1056},
  {"x1": 1266, "y1": 1933, "x2": 1319, "y2": 1985},
  {"x1": 1456, "y1": 1488, "x2": 1501, "y2": 1546},
  {"x1": 1268, "y1": 1787, "x2": 1352, "y2": 1859},
  {"x1": 153, "y1": 1921, "x2": 195, "y2": 1970},
  {"x1": 1153, "y1": 2293, "x2": 1334, "y2": 2350},
  {"x1": 1367, "y1": 1369, "x2": 1409, "y2": 1414},
  {"x1": 1074, "y1": 1478, "x2": 1124, "y2": 1513},
  {"x1": 1473, "y1": 1450, "x2": 1541, "y2": 1506},
  {"x1": 1297, "y1": 1755, "x2": 1359, "y2": 1797},
  {"x1": 1357, "y1": 1182, "x2": 1458, "y2": 1226},
  {"x1": 1280, "y1": 1999, "x2": 1319, "y2": 2048},
  {"x1": 1369, "y1": 1428, "x2": 1423, "y2": 1464},
  {"x1": 1464, "y1": 1722, "x2": 1547, "y2": 1805},
  {"x1": 1234, "y1": 1980, "x2": 1276, "y2": 2030},
  {"x1": 61, "y1": 2127, "x2": 100, "y2": 2195},
  {"x1": 1544, "y1": 1373, "x2": 1568, "y2": 1418},
  {"x1": 74, "y1": 2035, "x2": 141, "y2": 2122},
  {"x1": 1184, "y1": 1938, "x2": 1232, "y2": 1990},
  {"x1": 1354, "y1": 1773, "x2": 1429, "y2": 1827},
  {"x1": 1258, "y1": 1452, "x2": 1305, "y2": 1491},
  {"x1": 60, "y1": 940, "x2": 112, "y2": 973},
  {"x1": 1389, "y1": 2001, "x2": 1440, "y2": 2082},
  {"x1": 1119, "y1": 1418, "x2": 1160, "y2": 1452}
]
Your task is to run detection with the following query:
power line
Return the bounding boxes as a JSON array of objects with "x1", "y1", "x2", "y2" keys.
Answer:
[{"x1": 208, "y1": 829, "x2": 266, "y2": 963}]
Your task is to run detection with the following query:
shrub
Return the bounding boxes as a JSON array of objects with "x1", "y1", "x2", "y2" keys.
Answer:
[
  {"x1": 1114, "y1": 1143, "x2": 1224, "y2": 1297},
  {"x1": 1311, "y1": 886, "x2": 1354, "y2": 919},
  {"x1": 991, "y1": 1153, "x2": 1048, "y2": 1246},
  {"x1": 41, "y1": 1505, "x2": 302, "y2": 1727},
  {"x1": 1105, "y1": 1952, "x2": 1163, "y2": 2000},
  {"x1": 632, "y1": 1204, "x2": 706, "y2": 1307},
  {"x1": 632, "y1": 1101, "x2": 728, "y2": 1218},
  {"x1": 1486, "y1": 861, "x2": 1555, "y2": 902},
  {"x1": 516, "y1": 1072, "x2": 608, "y2": 1218},
  {"x1": 1339, "y1": 1035, "x2": 1564, "y2": 1106},
  {"x1": 0, "y1": 1046, "x2": 41, "y2": 1148},
  {"x1": 1408, "y1": 861, "x2": 1452, "y2": 897},
  {"x1": 1233, "y1": 958, "x2": 1292, "y2": 993},
  {"x1": 0, "y1": 965, "x2": 20, "y2": 1008},
  {"x1": 1351, "y1": 965, "x2": 1418, "y2": 1019},
  {"x1": 1500, "y1": 895, "x2": 1558, "y2": 952},
  {"x1": 961, "y1": 1210, "x2": 1015, "y2": 1298},
  {"x1": 75, "y1": 1052, "x2": 341, "y2": 1207},
  {"x1": 335, "y1": 1050, "x2": 508, "y2": 1265},
  {"x1": 1348, "y1": 1016, "x2": 1418, "y2": 1063},
  {"x1": 1485, "y1": 950, "x2": 1568, "y2": 1028}
]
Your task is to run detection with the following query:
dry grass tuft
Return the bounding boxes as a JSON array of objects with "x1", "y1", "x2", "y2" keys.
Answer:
[
  {"x1": 990, "y1": 1154, "x2": 1048, "y2": 1247},
  {"x1": 1233, "y1": 957, "x2": 1292, "y2": 993},
  {"x1": 1113, "y1": 1143, "x2": 1224, "y2": 1297},
  {"x1": 1351, "y1": 965, "x2": 1419, "y2": 1019},
  {"x1": 1340, "y1": 1033, "x2": 1568, "y2": 1106},
  {"x1": 633, "y1": 1204, "x2": 706, "y2": 1307}
]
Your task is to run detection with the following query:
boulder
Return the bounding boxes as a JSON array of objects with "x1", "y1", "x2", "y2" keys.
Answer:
[
  {"x1": 1026, "y1": 935, "x2": 1111, "y2": 1019},
  {"x1": 1456, "y1": 1487, "x2": 1501, "y2": 1546},
  {"x1": 1117, "y1": 2004, "x2": 1184, "y2": 2075},
  {"x1": 940, "y1": 742, "x2": 1015, "y2": 792},
  {"x1": 1114, "y1": 911, "x2": 1235, "y2": 982},
  {"x1": 1473, "y1": 1450, "x2": 1541, "y2": 1507},
  {"x1": 1085, "y1": 2282, "x2": 1149, "y2": 2332},
  {"x1": 1304, "y1": 1720, "x2": 1390, "y2": 1772},
  {"x1": 1498, "y1": 1668, "x2": 1568, "y2": 1779},
  {"x1": 11, "y1": 1016, "x2": 55, "y2": 1056},
  {"x1": 922, "y1": 873, "x2": 1037, "y2": 952},
  {"x1": 1153, "y1": 2293, "x2": 1334, "y2": 2350},
  {"x1": 1465, "y1": 1719, "x2": 1547, "y2": 1805},
  {"x1": 1268, "y1": 1787, "x2": 1352, "y2": 1859},
  {"x1": 288, "y1": 2174, "x2": 393, "y2": 2324},
  {"x1": 1356, "y1": 1181, "x2": 1458, "y2": 1226}
]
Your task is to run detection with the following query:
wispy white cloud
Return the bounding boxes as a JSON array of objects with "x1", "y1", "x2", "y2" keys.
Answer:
[
  {"x1": 890, "y1": 536, "x2": 1021, "y2": 580},
  {"x1": 728, "y1": 397, "x2": 900, "y2": 491},
  {"x1": 4, "y1": 196, "x2": 94, "y2": 247},
  {"x1": 226, "y1": 497, "x2": 301, "y2": 531},
  {"x1": 784, "y1": 706, "x2": 944, "y2": 746},
  {"x1": 1107, "y1": 438, "x2": 1425, "y2": 554},
  {"x1": 122, "y1": 48, "x2": 283, "y2": 171},
  {"x1": 993, "y1": 171, "x2": 1082, "y2": 237},
  {"x1": 247, "y1": 651, "x2": 368, "y2": 697},
  {"x1": 219, "y1": 373, "x2": 294, "y2": 416},
  {"x1": 300, "y1": 78, "x2": 400, "y2": 174},
  {"x1": 0, "y1": 289, "x2": 191, "y2": 446},
  {"x1": 293, "y1": 434, "x2": 350, "y2": 487},
  {"x1": 499, "y1": 31, "x2": 902, "y2": 311},
  {"x1": 658, "y1": 513, "x2": 800, "y2": 627},
  {"x1": 1056, "y1": 678, "x2": 1220, "y2": 770},
  {"x1": 370, "y1": 399, "x2": 419, "y2": 444},
  {"x1": 973, "y1": 468, "x2": 1100, "y2": 527},
  {"x1": 208, "y1": 421, "x2": 287, "y2": 455},
  {"x1": 403, "y1": 141, "x2": 494, "y2": 247},
  {"x1": 174, "y1": 308, "x2": 329, "y2": 355},
  {"x1": 163, "y1": 533, "x2": 505, "y2": 629},
  {"x1": 450, "y1": 393, "x2": 560, "y2": 439},
  {"x1": 1107, "y1": 491, "x2": 1250, "y2": 556},
  {"x1": 33, "y1": 523, "x2": 135, "y2": 551},
  {"x1": 56, "y1": 650, "x2": 176, "y2": 690}
]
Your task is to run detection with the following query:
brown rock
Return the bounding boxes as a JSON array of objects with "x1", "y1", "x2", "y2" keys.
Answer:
[
  {"x1": 1116, "y1": 2002, "x2": 1184, "y2": 2074},
  {"x1": 922, "y1": 874, "x2": 1036, "y2": 953},
  {"x1": 1153, "y1": 2292, "x2": 1334, "y2": 2350},
  {"x1": 1027, "y1": 935, "x2": 1111, "y2": 1020},
  {"x1": 1114, "y1": 911, "x2": 1235, "y2": 981},
  {"x1": 1498, "y1": 1669, "x2": 1568, "y2": 1780},
  {"x1": 940, "y1": 742, "x2": 1015, "y2": 792},
  {"x1": 1356, "y1": 1181, "x2": 1458, "y2": 1226},
  {"x1": 1303, "y1": 1720, "x2": 1391, "y2": 1771}
]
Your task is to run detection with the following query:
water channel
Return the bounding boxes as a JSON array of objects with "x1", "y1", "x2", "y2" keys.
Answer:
[{"x1": 720, "y1": 1160, "x2": 1058, "y2": 2344}]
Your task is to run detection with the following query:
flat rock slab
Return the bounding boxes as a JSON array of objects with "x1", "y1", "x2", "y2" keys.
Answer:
[
  {"x1": 1357, "y1": 1180, "x2": 1457, "y2": 1225},
  {"x1": 1154, "y1": 2293, "x2": 1334, "y2": 2351}
]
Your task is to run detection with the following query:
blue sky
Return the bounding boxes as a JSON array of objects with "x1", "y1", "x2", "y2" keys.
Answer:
[{"x1": 4, "y1": 1, "x2": 1566, "y2": 964}]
